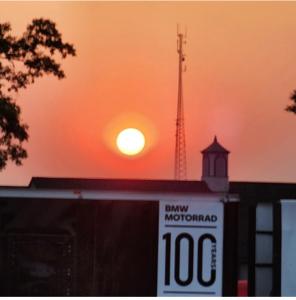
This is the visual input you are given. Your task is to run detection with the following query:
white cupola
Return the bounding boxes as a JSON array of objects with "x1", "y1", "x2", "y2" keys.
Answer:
[{"x1": 201, "y1": 136, "x2": 230, "y2": 192}]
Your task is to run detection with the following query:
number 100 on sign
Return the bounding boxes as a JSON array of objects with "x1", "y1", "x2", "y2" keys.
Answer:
[{"x1": 157, "y1": 201, "x2": 224, "y2": 296}]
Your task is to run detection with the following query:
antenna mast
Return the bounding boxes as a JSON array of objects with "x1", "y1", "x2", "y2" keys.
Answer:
[{"x1": 174, "y1": 25, "x2": 187, "y2": 180}]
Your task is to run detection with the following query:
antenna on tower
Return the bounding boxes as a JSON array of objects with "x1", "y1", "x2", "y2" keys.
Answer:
[{"x1": 174, "y1": 25, "x2": 187, "y2": 180}]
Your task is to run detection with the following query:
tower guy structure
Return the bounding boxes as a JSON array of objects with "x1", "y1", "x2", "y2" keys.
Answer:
[{"x1": 174, "y1": 27, "x2": 187, "y2": 180}]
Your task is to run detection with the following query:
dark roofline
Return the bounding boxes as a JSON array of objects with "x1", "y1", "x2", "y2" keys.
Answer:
[
  {"x1": 29, "y1": 177, "x2": 212, "y2": 193},
  {"x1": 0, "y1": 185, "x2": 27, "y2": 189},
  {"x1": 230, "y1": 180, "x2": 296, "y2": 204},
  {"x1": 2, "y1": 177, "x2": 295, "y2": 195},
  {"x1": 230, "y1": 180, "x2": 296, "y2": 187}
]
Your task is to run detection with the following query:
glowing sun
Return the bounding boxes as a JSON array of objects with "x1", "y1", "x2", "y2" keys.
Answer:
[{"x1": 116, "y1": 128, "x2": 145, "y2": 156}]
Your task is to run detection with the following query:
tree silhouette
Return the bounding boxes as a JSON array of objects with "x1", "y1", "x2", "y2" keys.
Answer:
[
  {"x1": 0, "y1": 18, "x2": 76, "y2": 170},
  {"x1": 286, "y1": 90, "x2": 296, "y2": 114}
]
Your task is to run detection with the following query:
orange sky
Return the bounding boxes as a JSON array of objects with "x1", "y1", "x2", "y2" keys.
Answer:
[{"x1": 1, "y1": 1, "x2": 296, "y2": 186}]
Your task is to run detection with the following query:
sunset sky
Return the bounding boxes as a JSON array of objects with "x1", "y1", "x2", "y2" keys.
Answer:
[{"x1": 1, "y1": 1, "x2": 296, "y2": 186}]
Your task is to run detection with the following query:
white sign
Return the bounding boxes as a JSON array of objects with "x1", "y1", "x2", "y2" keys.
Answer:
[
  {"x1": 281, "y1": 200, "x2": 296, "y2": 296},
  {"x1": 157, "y1": 200, "x2": 224, "y2": 296}
]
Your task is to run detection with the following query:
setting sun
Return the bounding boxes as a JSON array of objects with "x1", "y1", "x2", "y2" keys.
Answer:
[{"x1": 116, "y1": 128, "x2": 145, "y2": 156}]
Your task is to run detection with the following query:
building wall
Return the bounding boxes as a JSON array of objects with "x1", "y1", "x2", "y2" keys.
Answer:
[{"x1": 0, "y1": 198, "x2": 158, "y2": 296}]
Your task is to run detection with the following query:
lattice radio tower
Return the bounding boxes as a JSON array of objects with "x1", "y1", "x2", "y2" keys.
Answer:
[{"x1": 174, "y1": 26, "x2": 187, "y2": 180}]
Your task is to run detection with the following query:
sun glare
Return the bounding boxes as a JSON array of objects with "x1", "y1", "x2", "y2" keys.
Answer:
[{"x1": 116, "y1": 128, "x2": 145, "y2": 156}]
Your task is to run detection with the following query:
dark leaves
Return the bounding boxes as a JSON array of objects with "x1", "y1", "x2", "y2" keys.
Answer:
[
  {"x1": 1, "y1": 18, "x2": 76, "y2": 92},
  {"x1": 0, "y1": 18, "x2": 76, "y2": 170},
  {"x1": 0, "y1": 96, "x2": 28, "y2": 169},
  {"x1": 25, "y1": 19, "x2": 76, "y2": 58},
  {"x1": 286, "y1": 90, "x2": 296, "y2": 114},
  {"x1": 0, "y1": 96, "x2": 28, "y2": 142}
]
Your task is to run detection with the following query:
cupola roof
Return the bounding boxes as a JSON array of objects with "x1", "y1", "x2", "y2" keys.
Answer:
[{"x1": 201, "y1": 136, "x2": 230, "y2": 154}]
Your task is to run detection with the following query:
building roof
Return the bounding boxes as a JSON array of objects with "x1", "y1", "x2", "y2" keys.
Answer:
[
  {"x1": 201, "y1": 136, "x2": 230, "y2": 154},
  {"x1": 230, "y1": 181, "x2": 296, "y2": 204},
  {"x1": 25, "y1": 177, "x2": 296, "y2": 199},
  {"x1": 29, "y1": 177, "x2": 212, "y2": 193}
]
